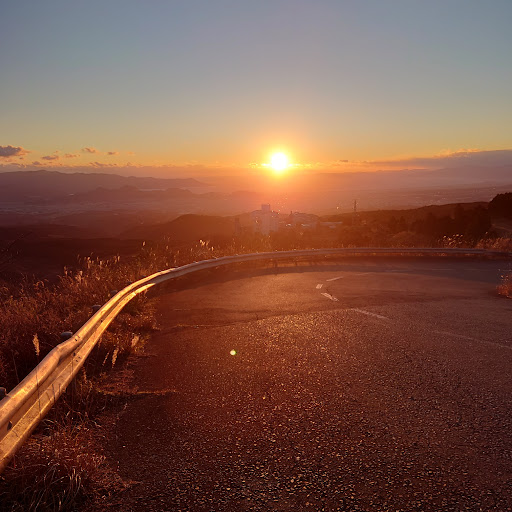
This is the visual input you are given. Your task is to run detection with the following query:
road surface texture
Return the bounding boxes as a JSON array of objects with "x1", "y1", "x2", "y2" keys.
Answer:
[{"x1": 95, "y1": 257, "x2": 512, "y2": 511}]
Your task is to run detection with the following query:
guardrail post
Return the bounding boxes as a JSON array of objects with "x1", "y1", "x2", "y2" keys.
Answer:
[
  {"x1": 91, "y1": 305, "x2": 101, "y2": 314},
  {"x1": 60, "y1": 332, "x2": 73, "y2": 341}
]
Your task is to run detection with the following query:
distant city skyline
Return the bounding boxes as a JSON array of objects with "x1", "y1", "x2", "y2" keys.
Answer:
[{"x1": 1, "y1": 1, "x2": 511, "y2": 177}]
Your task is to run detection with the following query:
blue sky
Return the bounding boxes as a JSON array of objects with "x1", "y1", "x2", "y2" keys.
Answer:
[{"x1": 1, "y1": 0, "x2": 511, "y2": 175}]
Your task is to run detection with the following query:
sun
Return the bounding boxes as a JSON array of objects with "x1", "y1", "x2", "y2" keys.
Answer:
[{"x1": 270, "y1": 152, "x2": 289, "y2": 173}]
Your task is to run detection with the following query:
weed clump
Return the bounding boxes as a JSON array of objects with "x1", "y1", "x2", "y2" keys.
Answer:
[
  {"x1": 498, "y1": 273, "x2": 512, "y2": 298},
  {"x1": 477, "y1": 237, "x2": 512, "y2": 252},
  {"x1": 0, "y1": 421, "x2": 124, "y2": 512}
]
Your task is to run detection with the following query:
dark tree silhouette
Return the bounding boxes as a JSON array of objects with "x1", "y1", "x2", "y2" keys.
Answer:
[{"x1": 489, "y1": 193, "x2": 512, "y2": 219}]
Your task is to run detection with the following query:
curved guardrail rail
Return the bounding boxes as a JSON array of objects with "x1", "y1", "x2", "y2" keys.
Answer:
[{"x1": 0, "y1": 247, "x2": 510, "y2": 472}]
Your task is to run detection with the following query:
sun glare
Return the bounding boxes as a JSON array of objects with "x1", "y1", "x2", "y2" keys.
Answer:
[{"x1": 270, "y1": 152, "x2": 289, "y2": 173}]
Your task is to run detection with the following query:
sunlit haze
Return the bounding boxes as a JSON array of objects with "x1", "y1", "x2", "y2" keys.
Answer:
[{"x1": 1, "y1": 1, "x2": 511, "y2": 177}]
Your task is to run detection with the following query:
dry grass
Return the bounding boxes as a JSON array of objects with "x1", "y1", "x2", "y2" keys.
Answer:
[
  {"x1": 0, "y1": 419, "x2": 124, "y2": 512},
  {"x1": 477, "y1": 237, "x2": 512, "y2": 252},
  {"x1": 0, "y1": 340, "x2": 141, "y2": 511},
  {"x1": 0, "y1": 241, "x2": 171, "y2": 390}
]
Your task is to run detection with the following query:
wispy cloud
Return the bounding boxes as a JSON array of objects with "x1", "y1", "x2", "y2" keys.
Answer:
[
  {"x1": 325, "y1": 149, "x2": 512, "y2": 171},
  {"x1": 3, "y1": 147, "x2": 512, "y2": 178},
  {"x1": 375, "y1": 149, "x2": 512, "y2": 170},
  {"x1": 82, "y1": 147, "x2": 98, "y2": 154},
  {"x1": 89, "y1": 161, "x2": 120, "y2": 168},
  {"x1": 0, "y1": 145, "x2": 29, "y2": 158}
]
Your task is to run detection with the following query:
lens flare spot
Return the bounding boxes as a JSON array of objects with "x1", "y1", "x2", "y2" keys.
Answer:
[{"x1": 230, "y1": 349, "x2": 237, "y2": 356}]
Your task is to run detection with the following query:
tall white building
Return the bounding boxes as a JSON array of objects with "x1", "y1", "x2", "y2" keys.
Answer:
[{"x1": 251, "y1": 204, "x2": 279, "y2": 235}]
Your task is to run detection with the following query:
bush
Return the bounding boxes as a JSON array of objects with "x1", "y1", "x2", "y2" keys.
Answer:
[
  {"x1": 498, "y1": 273, "x2": 512, "y2": 298},
  {"x1": 477, "y1": 237, "x2": 512, "y2": 252},
  {"x1": 489, "y1": 192, "x2": 512, "y2": 219}
]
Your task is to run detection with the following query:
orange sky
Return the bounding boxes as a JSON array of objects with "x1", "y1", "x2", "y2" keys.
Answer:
[{"x1": 1, "y1": 2, "x2": 511, "y2": 177}]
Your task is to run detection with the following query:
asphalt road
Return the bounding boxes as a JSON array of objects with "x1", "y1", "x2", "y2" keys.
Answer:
[{"x1": 98, "y1": 257, "x2": 512, "y2": 511}]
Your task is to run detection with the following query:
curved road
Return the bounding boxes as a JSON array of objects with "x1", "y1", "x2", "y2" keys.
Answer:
[{"x1": 97, "y1": 257, "x2": 512, "y2": 511}]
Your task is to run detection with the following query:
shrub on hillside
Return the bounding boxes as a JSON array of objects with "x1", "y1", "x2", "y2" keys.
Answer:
[
  {"x1": 489, "y1": 192, "x2": 512, "y2": 219},
  {"x1": 476, "y1": 237, "x2": 512, "y2": 252}
]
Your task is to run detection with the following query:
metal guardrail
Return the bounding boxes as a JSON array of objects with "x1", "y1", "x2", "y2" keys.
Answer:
[{"x1": 0, "y1": 247, "x2": 510, "y2": 472}]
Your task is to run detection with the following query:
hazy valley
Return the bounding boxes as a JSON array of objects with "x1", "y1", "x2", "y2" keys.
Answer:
[{"x1": 1, "y1": 167, "x2": 511, "y2": 282}]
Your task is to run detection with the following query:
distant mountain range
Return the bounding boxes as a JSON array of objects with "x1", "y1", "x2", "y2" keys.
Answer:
[
  {"x1": 0, "y1": 166, "x2": 511, "y2": 217},
  {"x1": 54, "y1": 185, "x2": 196, "y2": 204},
  {"x1": 0, "y1": 169, "x2": 208, "y2": 201}
]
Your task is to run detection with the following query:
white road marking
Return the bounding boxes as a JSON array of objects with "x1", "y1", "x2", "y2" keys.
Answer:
[
  {"x1": 432, "y1": 330, "x2": 512, "y2": 351},
  {"x1": 433, "y1": 330, "x2": 479, "y2": 342},
  {"x1": 326, "y1": 272, "x2": 371, "y2": 282},
  {"x1": 321, "y1": 292, "x2": 338, "y2": 302},
  {"x1": 316, "y1": 283, "x2": 323, "y2": 289},
  {"x1": 350, "y1": 308, "x2": 388, "y2": 320},
  {"x1": 385, "y1": 268, "x2": 453, "y2": 272}
]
